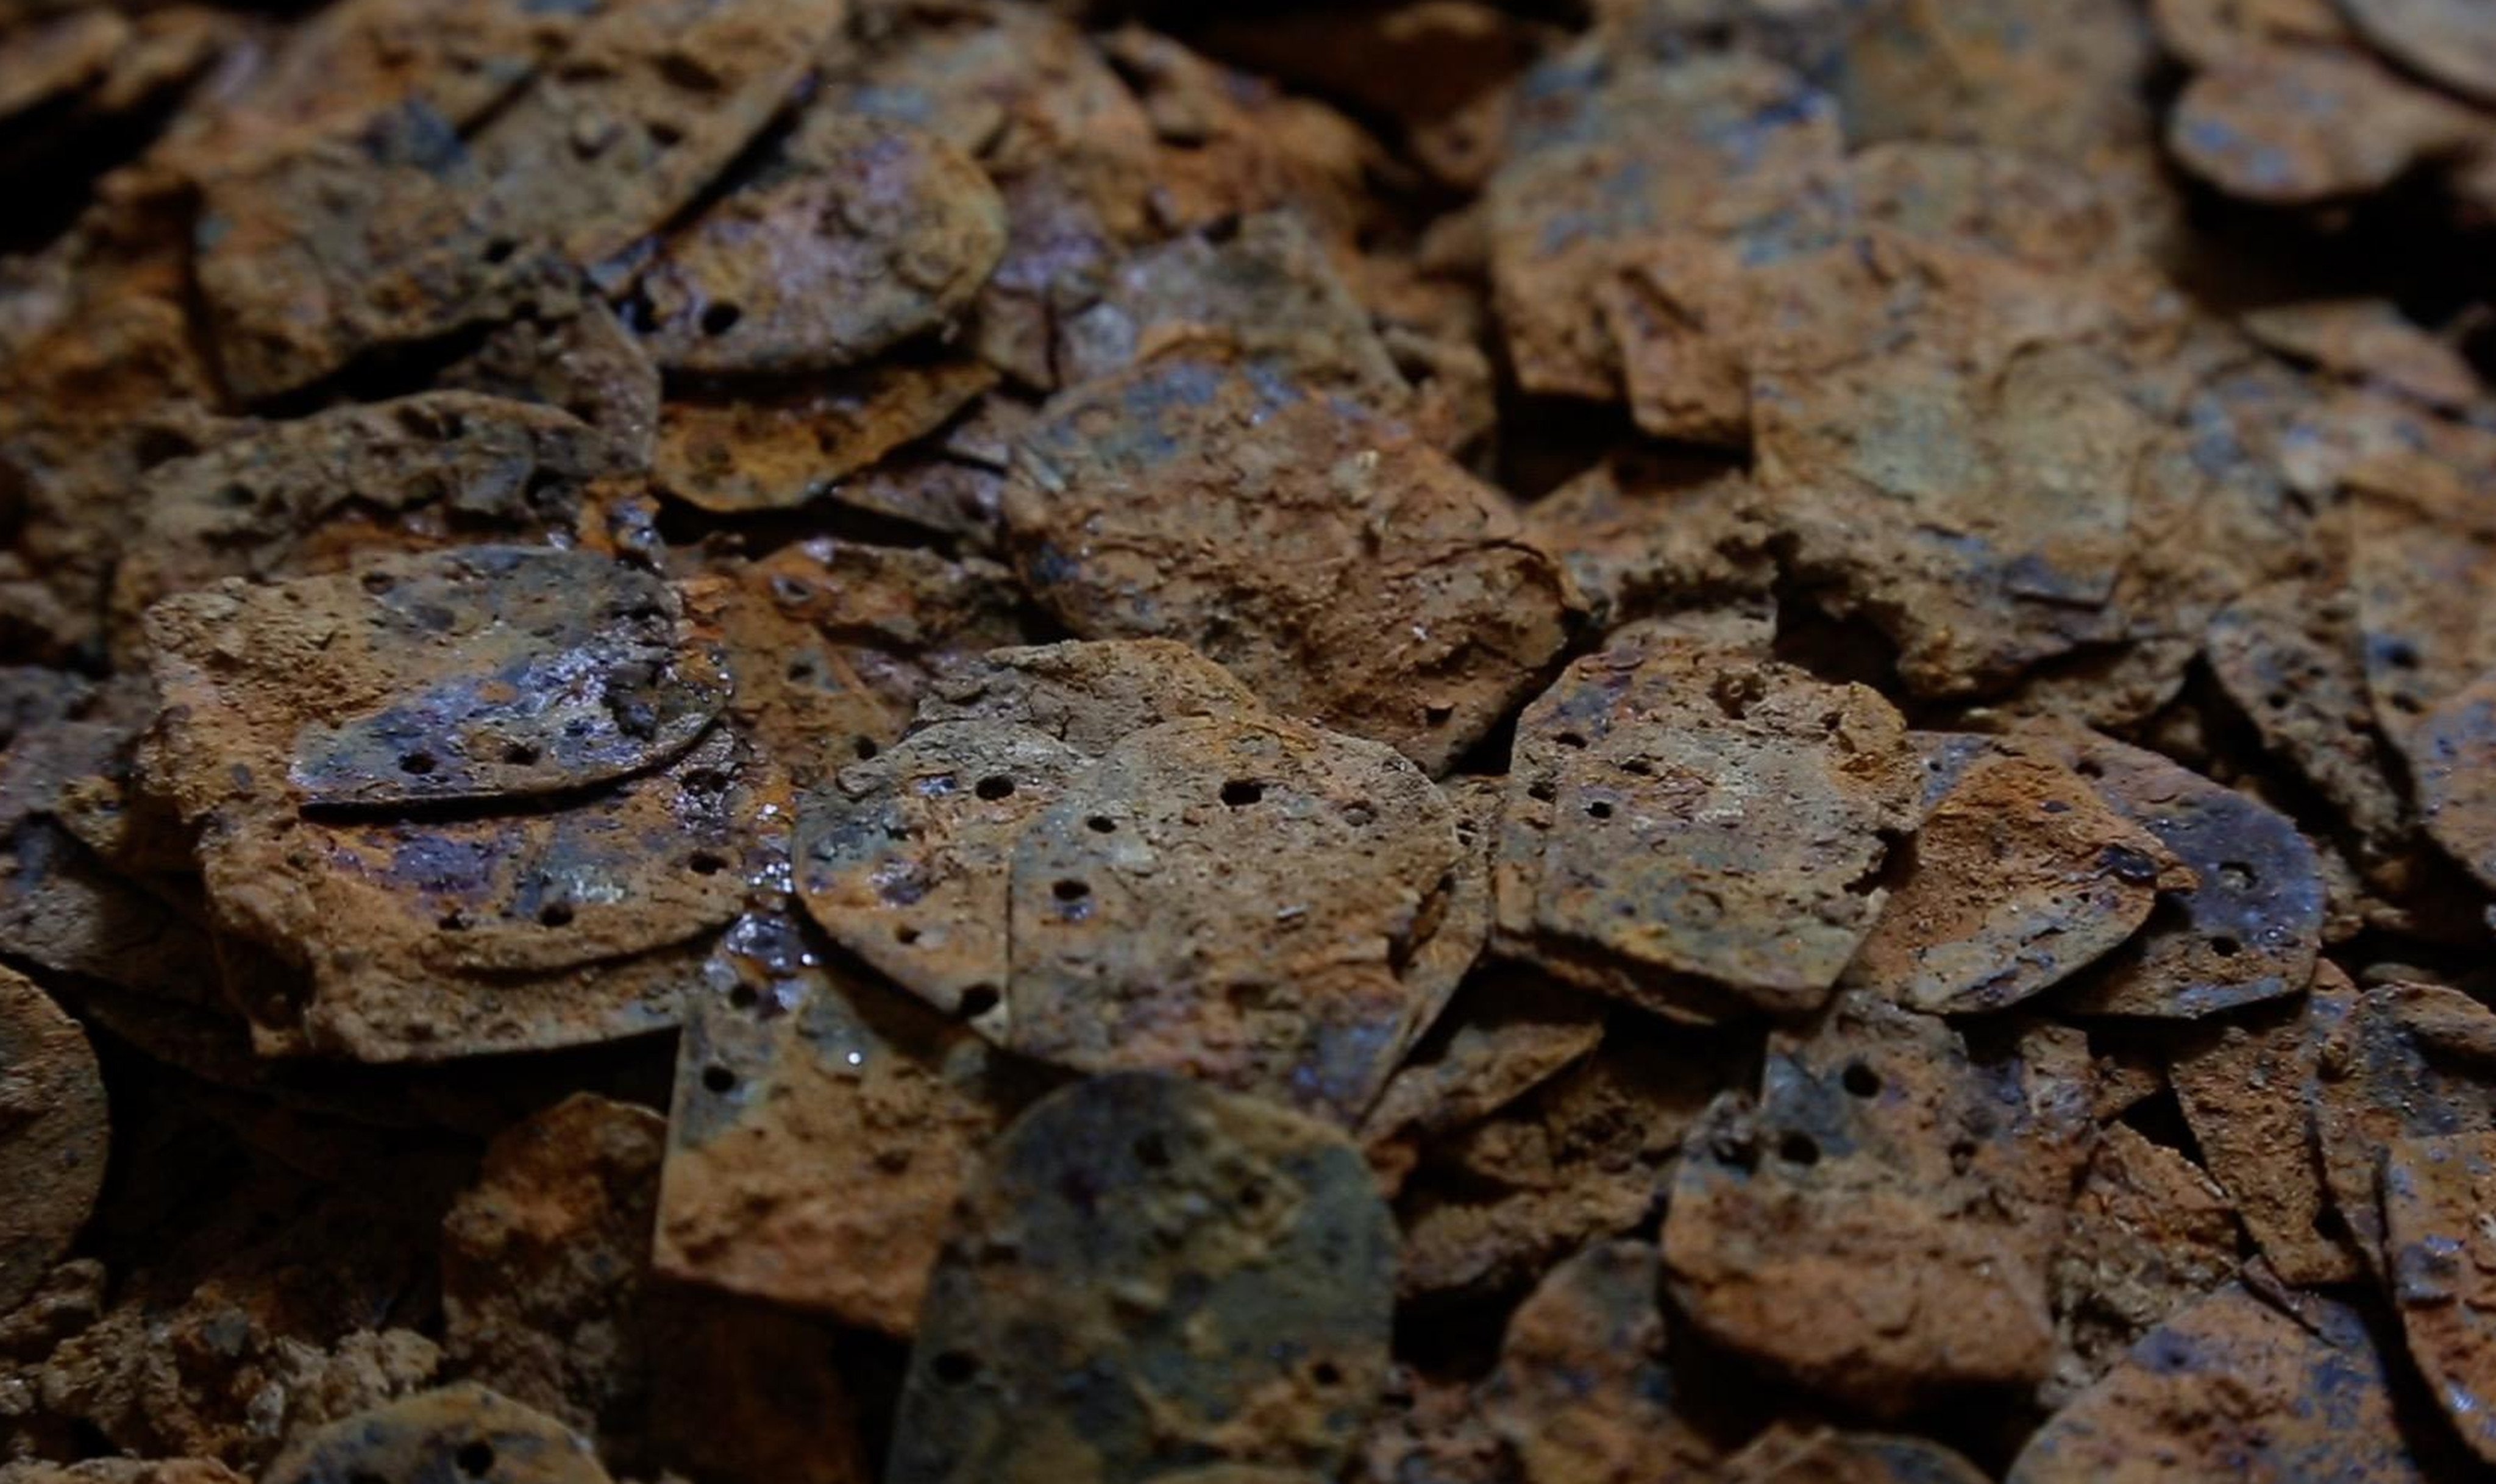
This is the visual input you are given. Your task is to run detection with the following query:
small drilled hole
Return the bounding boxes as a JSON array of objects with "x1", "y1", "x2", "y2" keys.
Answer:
[
  {"x1": 438, "y1": 912, "x2": 469, "y2": 932},
  {"x1": 1134, "y1": 1133, "x2": 1170, "y2": 1168},
  {"x1": 700, "y1": 302, "x2": 742, "y2": 336},
  {"x1": 1053, "y1": 879, "x2": 1090, "y2": 903},
  {"x1": 1778, "y1": 1133, "x2": 1820, "y2": 1166},
  {"x1": 1221, "y1": 779, "x2": 1264, "y2": 808},
  {"x1": 896, "y1": 925, "x2": 921, "y2": 945},
  {"x1": 1086, "y1": 815, "x2": 1117, "y2": 834},
  {"x1": 539, "y1": 903, "x2": 575, "y2": 928},
  {"x1": 728, "y1": 982, "x2": 759, "y2": 1010},
  {"x1": 854, "y1": 737, "x2": 880, "y2": 759},
  {"x1": 1843, "y1": 1062, "x2": 1881, "y2": 1098},
  {"x1": 456, "y1": 1442, "x2": 496, "y2": 1477},
  {"x1": 1556, "y1": 731, "x2": 1587, "y2": 749},
  {"x1": 975, "y1": 775, "x2": 1015, "y2": 801},
  {"x1": 702, "y1": 1064, "x2": 736, "y2": 1094},
  {"x1": 1587, "y1": 800, "x2": 1613, "y2": 820},
  {"x1": 689, "y1": 851, "x2": 727, "y2": 876},
  {"x1": 502, "y1": 742, "x2": 541, "y2": 766},
  {"x1": 649, "y1": 119, "x2": 684, "y2": 147},
  {"x1": 958, "y1": 984, "x2": 1000, "y2": 1018},
  {"x1": 360, "y1": 572, "x2": 396, "y2": 595},
  {"x1": 2211, "y1": 935, "x2": 2241, "y2": 957},
  {"x1": 399, "y1": 751, "x2": 438, "y2": 775},
  {"x1": 481, "y1": 237, "x2": 517, "y2": 264},
  {"x1": 1424, "y1": 703, "x2": 1454, "y2": 726},
  {"x1": 933, "y1": 1351, "x2": 978, "y2": 1385},
  {"x1": 1310, "y1": 1360, "x2": 1343, "y2": 1386}
]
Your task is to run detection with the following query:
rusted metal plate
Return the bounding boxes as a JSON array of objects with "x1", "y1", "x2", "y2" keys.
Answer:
[
  {"x1": 1747, "y1": 229, "x2": 2162, "y2": 697},
  {"x1": 653, "y1": 359, "x2": 998, "y2": 514},
  {"x1": 1360, "y1": 968, "x2": 1607, "y2": 1194},
  {"x1": 2007, "y1": 1284, "x2": 2438, "y2": 1483},
  {"x1": 637, "y1": 112, "x2": 1006, "y2": 375},
  {"x1": 1520, "y1": 450, "x2": 1772, "y2": 631},
  {"x1": 656, "y1": 912, "x2": 1054, "y2": 1336},
  {"x1": 201, "y1": 726, "x2": 766, "y2": 1059},
  {"x1": 1485, "y1": 45, "x2": 1847, "y2": 427},
  {"x1": 1660, "y1": 994, "x2": 2094, "y2": 1414},
  {"x1": 1495, "y1": 622, "x2": 1919, "y2": 1021},
  {"x1": 111, "y1": 396, "x2": 622, "y2": 660},
  {"x1": 1054, "y1": 210, "x2": 1406, "y2": 403},
  {"x1": 441, "y1": 1086, "x2": 873, "y2": 1483},
  {"x1": 2167, "y1": 976, "x2": 2365, "y2": 1286},
  {"x1": 1848, "y1": 749, "x2": 2189, "y2": 1015},
  {"x1": 886, "y1": 1071, "x2": 1396, "y2": 1484},
  {"x1": 912, "y1": 640, "x2": 1269, "y2": 759},
  {"x1": 435, "y1": 300, "x2": 662, "y2": 469},
  {"x1": 1398, "y1": 1017, "x2": 1750, "y2": 1299},
  {"x1": 2167, "y1": 46, "x2": 2488, "y2": 205},
  {"x1": 2381, "y1": 1131, "x2": 2496, "y2": 1465},
  {"x1": 2206, "y1": 573, "x2": 2409, "y2": 845},
  {"x1": 1476, "y1": 1241, "x2": 1723, "y2": 1484},
  {"x1": 195, "y1": 0, "x2": 847, "y2": 399},
  {"x1": 262, "y1": 1385, "x2": 613, "y2": 1484},
  {"x1": 796, "y1": 720, "x2": 1090, "y2": 1034},
  {"x1": 1002, "y1": 349, "x2": 1577, "y2": 776},
  {"x1": 2309, "y1": 977, "x2": 2496, "y2": 1284},
  {"x1": 142, "y1": 546, "x2": 728, "y2": 814},
  {"x1": 0, "y1": 964, "x2": 107, "y2": 1315},
  {"x1": 1006, "y1": 714, "x2": 1464, "y2": 1122},
  {"x1": 2241, "y1": 298, "x2": 2479, "y2": 410},
  {"x1": 2043, "y1": 731, "x2": 2325, "y2": 1020},
  {"x1": 2047, "y1": 1124, "x2": 2241, "y2": 1405},
  {"x1": 2411, "y1": 668, "x2": 2496, "y2": 894}
]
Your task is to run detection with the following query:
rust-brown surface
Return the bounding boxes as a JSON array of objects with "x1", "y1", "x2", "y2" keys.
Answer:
[
  {"x1": 0, "y1": 966, "x2": 107, "y2": 1316},
  {"x1": 1660, "y1": 994, "x2": 2094, "y2": 1414},
  {"x1": 9, "y1": 3, "x2": 2496, "y2": 1479}
]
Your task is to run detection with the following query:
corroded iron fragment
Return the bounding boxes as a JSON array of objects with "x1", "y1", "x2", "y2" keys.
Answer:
[
  {"x1": 1847, "y1": 749, "x2": 2188, "y2": 1015},
  {"x1": 912, "y1": 640, "x2": 1268, "y2": 758},
  {"x1": 2043, "y1": 732, "x2": 2325, "y2": 1020},
  {"x1": 2381, "y1": 1131, "x2": 2496, "y2": 1464},
  {"x1": 2411, "y1": 669, "x2": 2496, "y2": 893},
  {"x1": 1398, "y1": 1018, "x2": 1750, "y2": 1299},
  {"x1": 656, "y1": 914, "x2": 1053, "y2": 1335},
  {"x1": 1003, "y1": 350, "x2": 1576, "y2": 775},
  {"x1": 2166, "y1": 47, "x2": 2490, "y2": 205},
  {"x1": 1496, "y1": 623, "x2": 1919, "y2": 1021},
  {"x1": 1360, "y1": 969, "x2": 1607, "y2": 1193},
  {"x1": 2007, "y1": 1285, "x2": 2436, "y2": 1483},
  {"x1": 2309, "y1": 977, "x2": 2496, "y2": 1283},
  {"x1": 143, "y1": 546, "x2": 728, "y2": 814},
  {"x1": 653, "y1": 360, "x2": 998, "y2": 514},
  {"x1": 2046, "y1": 1124, "x2": 2240, "y2": 1404},
  {"x1": 110, "y1": 395, "x2": 624, "y2": 658},
  {"x1": 637, "y1": 112, "x2": 1005, "y2": 375},
  {"x1": 1007, "y1": 715, "x2": 1465, "y2": 1121},
  {"x1": 2166, "y1": 979, "x2": 2363, "y2": 1285},
  {"x1": 1476, "y1": 1241, "x2": 1723, "y2": 1484},
  {"x1": 2240, "y1": 298, "x2": 2479, "y2": 410},
  {"x1": 261, "y1": 1385, "x2": 613, "y2": 1484},
  {"x1": 796, "y1": 721, "x2": 1090, "y2": 1034},
  {"x1": 440, "y1": 1086, "x2": 872, "y2": 1483},
  {"x1": 1660, "y1": 994, "x2": 2094, "y2": 1413},
  {"x1": 1485, "y1": 45, "x2": 1847, "y2": 430},
  {"x1": 0, "y1": 965, "x2": 107, "y2": 1315},
  {"x1": 2206, "y1": 574, "x2": 2409, "y2": 845},
  {"x1": 887, "y1": 1073, "x2": 1395, "y2": 1484},
  {"x1": 1747, "y1": 229, "x2": 2164, "y2": 697}
]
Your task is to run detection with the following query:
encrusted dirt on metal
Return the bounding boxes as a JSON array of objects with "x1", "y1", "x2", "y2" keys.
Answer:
[{"x1": 885, "y1": 1072, "x2": 1396, "y2": 1484}]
